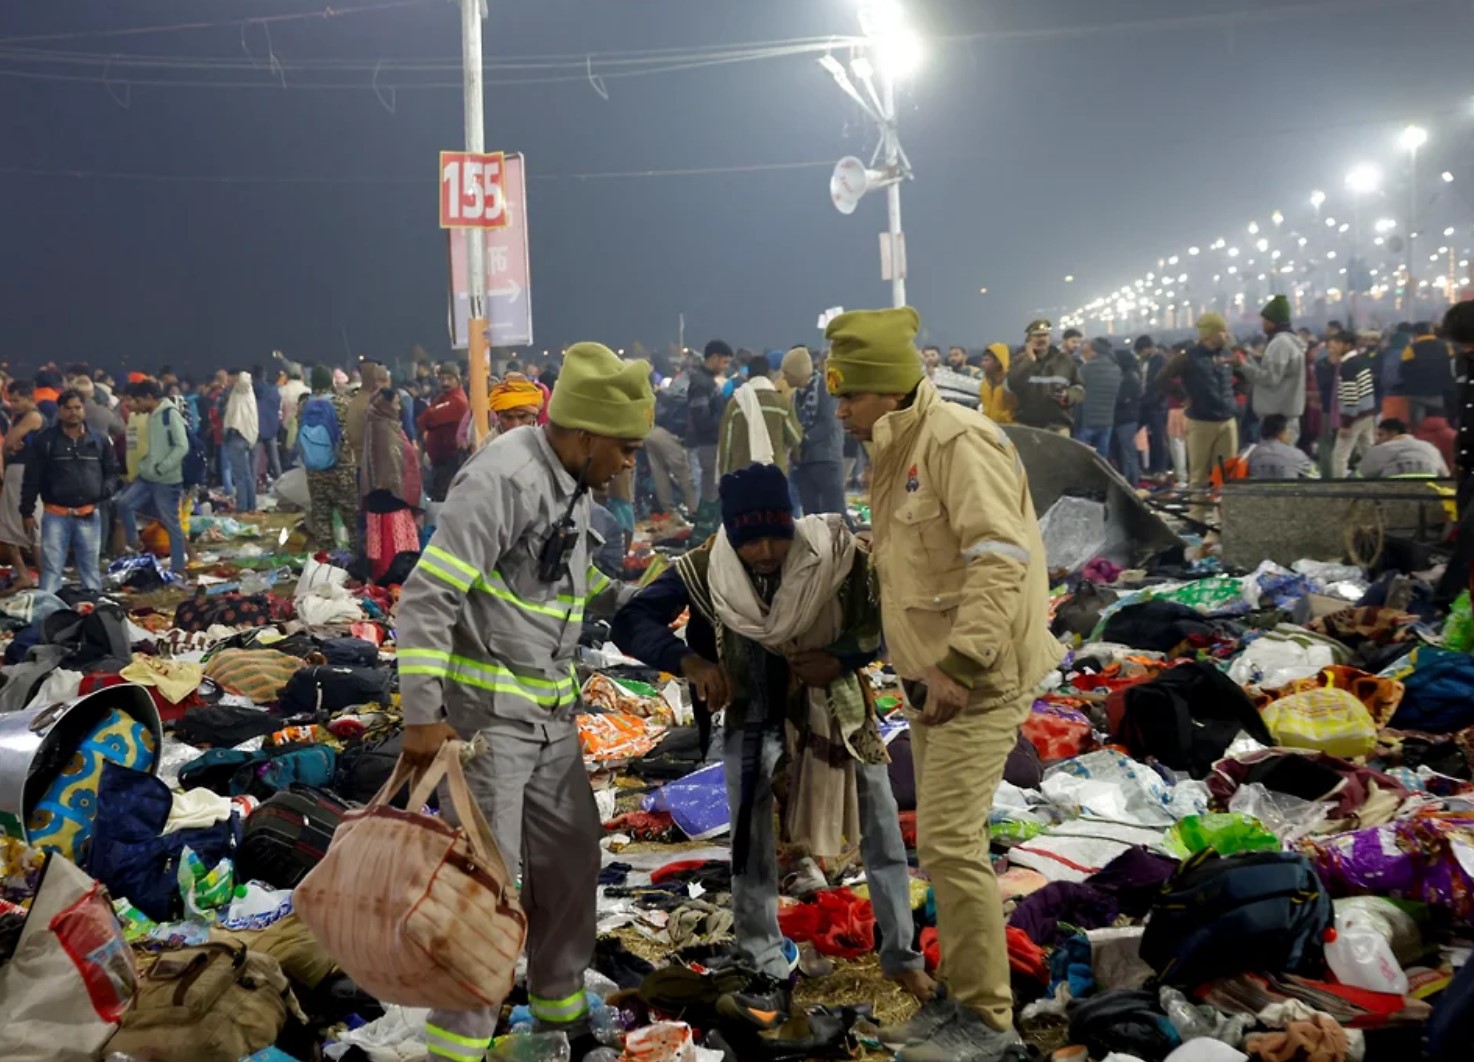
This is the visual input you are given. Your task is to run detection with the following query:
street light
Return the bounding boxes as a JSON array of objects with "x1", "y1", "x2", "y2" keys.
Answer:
[
  {"x1": 1345, "y1": 164, "x2": 1381, "y2": 195},
  {"x1": 822, "y1": 0, "x2": 922, "y2": 308},
  {"x1": 1400, "y1": 125, "x2": 1428, "y2": 297},
  {"x1": 1310, "y1": 189, "x2": 1326, "y2": 212},
  {"x1": 1344, "y1": 164, "x2": 1381, "y2": 325}
]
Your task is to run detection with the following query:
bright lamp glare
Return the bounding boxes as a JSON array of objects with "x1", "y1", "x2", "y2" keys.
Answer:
[
  {"x1": 861, "y1": 1, "x2": 923, "y2": 78},
  {"x1": 1400, "y1": 125, "x2": 1428, "y2": 152},
  {"x1": 873, "y1": 26, "x2": 923, "y2": 77},
  {"x1": 1442, "y1": 171, "x2": 1455, "y2": 183},
  {"x1": 1345, "y1": 163, "x2": 1381, "y2": 195},
  {"x1": 1374, "y1": 218, "x2": 1397, "y2": 233},
  {"x1": 1310, "y1": 190, "x2": 1326, "y2": 209}
]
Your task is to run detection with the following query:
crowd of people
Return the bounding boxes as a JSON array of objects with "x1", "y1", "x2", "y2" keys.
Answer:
[
  {"x1": 921, "y1": 298, "x2": 1471, "y2": 504},
  {"x1": 3, "y1": 296, "x2": 1469, "y2": 612}
]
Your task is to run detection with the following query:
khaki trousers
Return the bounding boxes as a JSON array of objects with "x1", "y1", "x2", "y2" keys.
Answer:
[
  {"x1": 909, "y1": 691, "x2": 1032, "y2": 1032},
  {"x1": 645, "y1": 426, "x2": 697, "y2": 512},
  {"x1": 1186, "y1": 417, "x2": 1238, "y2": 523}
]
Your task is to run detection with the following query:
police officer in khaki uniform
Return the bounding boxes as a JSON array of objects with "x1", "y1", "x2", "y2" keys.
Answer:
[{"x1": 823, "y1": 308, "x2": 1063, "y2": 1062}]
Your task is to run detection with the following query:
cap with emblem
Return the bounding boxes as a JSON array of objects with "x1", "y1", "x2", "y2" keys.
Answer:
[
  {"x1": 1025, "y1": 318, "x2": 1052, "y2": 337},
  {"x1": 823, "y1": 307, "x2": 924, "y2": 396},
  {"x1": 547, "y1": 342, "x2": 655, "y2": 438}
]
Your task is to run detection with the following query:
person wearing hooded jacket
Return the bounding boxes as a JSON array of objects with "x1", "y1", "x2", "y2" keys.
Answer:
[
  {"x1": 977, "y1": 344, "x2": 1015, "y2": 424},
  {"x1": 1238, "y1": 296, "x2": 1307, "y2": 443},
  {"x1": 824, "y1": 307, "x2": 1062, "y2": 1062}
]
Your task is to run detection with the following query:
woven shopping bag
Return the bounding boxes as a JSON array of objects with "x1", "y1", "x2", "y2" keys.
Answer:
[{"x1": 293, "y1": 741, "x2": 526, "y2": 1009}]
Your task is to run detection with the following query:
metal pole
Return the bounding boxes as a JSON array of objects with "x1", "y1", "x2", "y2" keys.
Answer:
[
  {"x1": 461, "y1": 0, "x2": 491, "y2": 441},
  {"x1": 881, "y1": 71, "x2": 905, "y2": 309},
  {"x1": 1407, "y1": 146, "x2": 1418, "y2": 309}
]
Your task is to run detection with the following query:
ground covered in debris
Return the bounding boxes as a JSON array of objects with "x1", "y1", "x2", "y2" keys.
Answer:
[{"x1": 0, "y1": 495, "x2": 1470, "y2": 1062}]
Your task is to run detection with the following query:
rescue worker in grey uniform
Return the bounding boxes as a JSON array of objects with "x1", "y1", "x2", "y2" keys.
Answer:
[{"x1": 396, "y1": 342, "x2": 654, "y2": 1062}]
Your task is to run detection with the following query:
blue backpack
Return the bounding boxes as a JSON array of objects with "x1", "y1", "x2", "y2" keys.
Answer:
[
  {"x1": 162, "y1": 406, "x2": 208, "y2": 488},
  {"x1": 298, "y1": 396, "x2": 341, "y2": 472}
]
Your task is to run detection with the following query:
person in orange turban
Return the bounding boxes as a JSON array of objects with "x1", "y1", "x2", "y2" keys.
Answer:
[{"x1": 489, "y1": 372, "x2": 544, "y2": 433}]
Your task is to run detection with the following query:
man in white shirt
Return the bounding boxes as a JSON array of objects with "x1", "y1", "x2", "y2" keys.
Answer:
[{"x1": 1358, "y1": 418, "x2": 1450, "y2": 478}]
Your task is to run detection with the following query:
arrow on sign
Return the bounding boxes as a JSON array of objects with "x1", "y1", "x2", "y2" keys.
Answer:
[{"x1": 489, "y1": 278, "x2": 522, "y2": 303}]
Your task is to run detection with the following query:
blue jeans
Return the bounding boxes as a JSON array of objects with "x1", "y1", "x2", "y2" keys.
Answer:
[
  {"x1": 1113, "y1": 422, "x2": 1141, "y2": 485},
  {"x1": 1077, "y1": 425, "x2": 1113, "y2": 460},
  {"x1": 225, "y1": 433, "x2": 256, "y2": 512},
  {"x1": 40, "y1": 511, "x2": 102, "y2": 594},
  {"x1": 723, "y1": 723, "x2": 923, "y2": 978},
  {"x1": 116, "y1": 479, "x2": 186, "y2": 573}
]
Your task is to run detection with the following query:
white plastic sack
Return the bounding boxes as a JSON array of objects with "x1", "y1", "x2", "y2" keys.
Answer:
[
  {"x1": 1005, "y1": 819, "x2": 1166, "y2": 883},
  {"x1": 26, "y1": 669, "x2": 83, "y2": 709},
  {"x1": 1226, "y1": 635, "x2": 1335, "y2": 688},
  {"x1": 295, "y1": 556, "x2": 350, "y2": 599},
  {"x1": 323, "y1": 1005, "x2": 431, "y2": 1062},
  {"x1": 1042, "y1": 751, "x2": 1206, "y2": 828},
  {"x1": 1164, "y1": 1040, "x2": 1248, "y2": 1062},
  {"x1": 273, "y1": 466, "x2": 310, "y2": 513},
  {"x1": 296, "y1": 583, "x2": 365, "y2": 627}
]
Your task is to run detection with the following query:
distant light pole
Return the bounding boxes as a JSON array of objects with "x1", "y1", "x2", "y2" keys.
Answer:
[
  {"x1": 1400, "y1": 124, "x2": 1428, "y2": 305},
  {"x1": 820, "y1": 0, "x2": 921, "y2": 308},
  {"x1": 1345, "y1": 163, "x2": 1382, "y2": 327}
]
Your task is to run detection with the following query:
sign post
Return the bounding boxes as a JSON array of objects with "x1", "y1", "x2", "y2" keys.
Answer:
[{"x1": 447, "y1": 152, "x2": 532, "y2": 351}]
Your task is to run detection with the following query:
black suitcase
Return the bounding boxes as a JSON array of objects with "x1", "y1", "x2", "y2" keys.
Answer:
[{"x1": 235, "y1": 784, "x2": 349, "y2": 889}]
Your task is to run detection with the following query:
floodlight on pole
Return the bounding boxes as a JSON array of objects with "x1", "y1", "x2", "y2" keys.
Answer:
[
  {"x1": 823, "y1": 0, "x2": 920, "y2": 308},
  {"x1": 1310, "y1": 189, "x2": 1326, "y2": 211},
  {"x1": 1399, "y1": 126, "x2": 1427, "y2": 298},
  {"x1": 1343, "y1": 164, "x2": 1380, "y2": 326},
  {"x1": 1345, "y1": 164, "x2": 1381, "y2": 195}
]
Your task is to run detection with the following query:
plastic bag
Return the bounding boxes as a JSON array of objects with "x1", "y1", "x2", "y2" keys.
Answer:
[
  {"x1": 643, "y1": 763, "x2": 728, "y2": 840},
  {"x1": 1324, "y1": 907, "x2": 1409, "y2": 995},
  {"x1": 1333, "y1": 896, "x2": 1422, "y2": 964},
  {"x1": 1163, "y1": 813, "x2": 1280, "y2": 858},
  {"x1": 1226, "y1": 783, "x2": 1330, "y2": 844},
  {"x1": 295, "y1": 556, "x2": 350, "y2": 598},
  {"x1": 1445, "y1": 590, "x2": 1474, "y2": 653},
  {"x1": 1039, "y1": 496, "x2": 1109, "y2": 574},
  {"x1": 1227, "y1": 635, "x2": 1337, "y2": 688},
  {"x1": 1042, "y1": 751, "x2": 1206, "y2": 828}
]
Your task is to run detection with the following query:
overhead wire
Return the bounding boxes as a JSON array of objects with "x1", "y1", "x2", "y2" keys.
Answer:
[
  {"x1": 0, "y1": 159, "x2": 838, "y2": 184},
  {"x1": 0, "y1": 0, "x2": 439, "y2": 46}
]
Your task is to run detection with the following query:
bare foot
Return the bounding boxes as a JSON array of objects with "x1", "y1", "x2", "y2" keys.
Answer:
[{"x1": 890, "y1": 968, "x2": 938, "y2": 1002}]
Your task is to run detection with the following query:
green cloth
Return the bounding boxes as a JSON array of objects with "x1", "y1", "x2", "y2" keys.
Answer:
[
  {"x1": 823, "y1": 307, "x2": 925, "y2": 397},
  {"x1": 547, "y1": 342, "x2": 655, "y2": 438}
]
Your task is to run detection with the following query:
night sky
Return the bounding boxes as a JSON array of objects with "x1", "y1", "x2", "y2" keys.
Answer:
[{"x1": 1, "y1": 0, "x2": 1469, "y2": 375}]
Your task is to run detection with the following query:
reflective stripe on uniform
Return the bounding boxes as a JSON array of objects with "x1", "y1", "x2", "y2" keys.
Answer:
[
  {"x1": 478, "y1": 568, "x2": 584, "y2": 622},
  {"x1": 424, "y1": 1023, "x2": 491, "y2": 1062},
  {"x1": 962, "y1": 538, "x2": 1031, "y2": 564},
  {"x1": 586, "y1": 566, "x2": 611, "y2": 602},
  {"x1": 529, "y1": 988, "x2": 590, "y2": 1024},
  {"x1": 421, "y1": 546, "x2": 584, "y2": 624},
  {"x1": 418, "y1": 550, "x2": 474, "y2": 593},
  {"x1": 399, "y1": 648, "x2": 576, "y2": 707}
]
